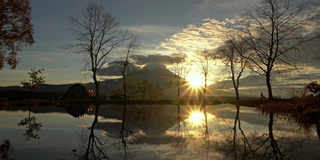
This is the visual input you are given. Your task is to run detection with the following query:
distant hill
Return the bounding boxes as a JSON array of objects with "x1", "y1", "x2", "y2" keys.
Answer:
[{"x1": 0, "y1": 64, "x2": 246, "y2": 100}]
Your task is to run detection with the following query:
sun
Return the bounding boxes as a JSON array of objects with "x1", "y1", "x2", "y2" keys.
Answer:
[
  {"x1": 188, "y1": 111, "x2": 205, "y2": 126},
  {"x1": 186, "y1": 72, "x2": 204, "y2": 89}
]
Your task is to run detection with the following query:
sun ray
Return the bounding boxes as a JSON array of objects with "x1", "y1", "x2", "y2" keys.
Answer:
[
  {"x1": 186, "y1": 72, "x2": 205, "y2": 89},
  {"x1": 188, "y1": 111, "x2": 205, "y2": 126},
  {"x1": 187, "y1": 108, "x2": 216, "y2": 126}
]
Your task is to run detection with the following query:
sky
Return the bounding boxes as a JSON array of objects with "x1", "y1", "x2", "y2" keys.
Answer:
[{"x1": 1, "y1": 0, "x2": 319, "y2": 97}]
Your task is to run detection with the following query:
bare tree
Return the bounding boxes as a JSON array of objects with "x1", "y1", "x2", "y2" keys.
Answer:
[
  {"x1": 68, "y1": 2, "x2": 132, "y2": 99},
  {"x1": 241, "y1": 0, "x2": 320, "y2": 100},
  {"x1": 0, "y1": 0, "x2": 34, "y2": 69},
  {"x1": 217, "y1": 35, "x2": 250, "y2": 101},
  {"x1": 168, "y1": 52, "x2": 189, "y2": 100},
  {"x1": 217, "y1": 35, "x2": 252, "y2": 158},
  {"x1": 119, "y1": 36, "x2": 140, "y2": 101},
  {"x1": 168, "y1": 52, "x2": 189, "y2": 146},
  {"x1": 193, "y1": 49, "x2": 211, "y2": 101},
  {"x1": 193, "y1": 49, "x2": 213, "y2": 147},
  {"x1": 118, "y1": 36, "x2": 139, "y2": 157}
]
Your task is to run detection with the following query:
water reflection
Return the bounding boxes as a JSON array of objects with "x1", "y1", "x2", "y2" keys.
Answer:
[
  {"x1": 17, "y1": 107, "x2": 42, "y2": 140},
  {"x1": 231, "y1": 105, "x2": 251, "y2": 159},
  {"x1": 255, "y1": 101, "x2": 316, "y2": 160},
  {"x1": 92, "y1": 103, "x2": 316, "y2": 159},
  {"x1": 63, "y1": 104, "x2": 94, "y2": 118},
  {"x1": 0, "y1": 139, "x2": 13, "y2": 159},
  {"x1": 171, "y1": 104, "x2": 188, "y2": 153},
  {"x1": 1, "y1": 103, "x2": 320, "y2": 159}
]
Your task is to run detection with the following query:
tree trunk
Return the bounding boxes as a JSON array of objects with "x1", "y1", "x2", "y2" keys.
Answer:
[
  {"x1": 120, "y1": 72, "x2": 128, "y2": 157},
  {"x1": 266, "y1": 71, "x2": 273, "y2": 100},
  {"x1": 93, "y1": 71, "x2": 99, "y2": 100},
  {"x1": 232, "y1": 76, "x2": 240, "y2": 101},
  {"x1": 177, "y1": 79, "x2": 181, "y2": 100},
  {"x1": 235, "y1": 87, "x2": 240, "y2": 101}
]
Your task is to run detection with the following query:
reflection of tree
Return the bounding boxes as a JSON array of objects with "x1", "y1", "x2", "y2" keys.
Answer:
[
  {"x1": 257, "y1": 102, "x2": 309, "y2": 159},
  {"x1": 0, "y1": 139, "x2": 13, "y2": 160},
  {"x1": 168, "y1": 52, "x2": 190, "y2": 152},
  {"x1": 265, "y1": 113, "x2": 283, "y2": 159},
  {"x1": 111, "y1": 104, "x2": 163, "y2": 158},
  {"x1": 232, "y1": 105, "x2": 253, "y2": 159},
  {"x1": 253, "y1": 112, "x2": 304, "y2": 159},
  {"x1": 111, "y1": 105, "x2": 163, "y2": 123},
  {"x1": 172, "y1": 104, "x2": 188, "y2": 152},
  {"x1": 259, "y1": 98, "x2": 320, "y2": 139},
  {"x1": 120, "y1": 103, "x2": 130, "y2": 158},
  {"x1": 17, "y1": 107, "x2": 42, "y2": 140},
  {"x1": 83, "y1": 104, "x2": 108, "y2": 160},
  {"x1": 213, "y1": 102, "x2": 309, "y2": 159}
]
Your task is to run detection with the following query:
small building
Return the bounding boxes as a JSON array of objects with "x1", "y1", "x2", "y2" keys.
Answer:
[{"x1": 62, "y1": 83, "x2": 95, "y2": 100}]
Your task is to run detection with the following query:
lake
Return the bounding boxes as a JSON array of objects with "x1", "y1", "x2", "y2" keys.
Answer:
[{"x1": 0, "y1": 103, "x2": 319, "y2": 160}]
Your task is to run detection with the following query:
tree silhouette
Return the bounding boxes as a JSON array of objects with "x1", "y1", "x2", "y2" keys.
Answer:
[
  {"x1": 168, "y1": 52, "x2": 189, "y2": 100},
  {"x1": 0, "y1": 139, "x2": 13, "y2": 160},
  {"x1": 241, "y1": 0, "x2": 320, "y2": 100},
  {"x1": 217, "y1": 35, "x2": 250, "y2": 101},
  {"x1": 17, "y1": 107, "x2": 42, "y2": 140},
  {"x1": 21, "y1": 68, "x2": 45, "y2": 92},
  {"x1": 83, "y1": 105, "x2": 108, "y2": 160},
  {"x1": 118, "y1": 36, "x2": 139, "y2": 158},
  {"x1": 67, "y1": 2, "x2": 132, "y2": 99},
  {"x1": 0, "y1": 0, "x2": 34, "y2": 69}
]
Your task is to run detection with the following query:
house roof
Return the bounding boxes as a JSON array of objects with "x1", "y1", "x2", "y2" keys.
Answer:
[{"x1": 62, "y1": 83, "x2": 95, "y2": 99}]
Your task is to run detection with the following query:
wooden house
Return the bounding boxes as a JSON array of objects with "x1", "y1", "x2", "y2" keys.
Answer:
[{"x1": 62, "y1": 83, "x2": 95, "y2": 100}]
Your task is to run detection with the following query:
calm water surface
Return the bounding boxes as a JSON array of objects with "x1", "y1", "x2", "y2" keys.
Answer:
[{"x1": 0, "y1": 104, "x2": 319, "y2": 160}]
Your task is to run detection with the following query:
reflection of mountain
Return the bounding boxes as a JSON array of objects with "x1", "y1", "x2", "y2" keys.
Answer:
[{"x1": 96, "y1": 105, "x2": 187, "y2": 144}]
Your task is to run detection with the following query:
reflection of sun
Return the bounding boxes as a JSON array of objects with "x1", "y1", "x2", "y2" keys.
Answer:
[
  {"x1": 188, "y1": 111, "x2": 205, "y2": 125},
  {"x1": 187, "y1": 109, "x2": 216, "y2": 126},
  {"x1": 186, "y1": 72, "x2": 204, "y2": 89}
]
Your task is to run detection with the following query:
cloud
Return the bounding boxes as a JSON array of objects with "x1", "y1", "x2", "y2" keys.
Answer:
[
  {"x1": 132, "y1": 54, "x2": 173, "y2": 65},
  {"x1": 97, "y1": 61, "x2": 141, "y2": 77},
  {"x1": 157, "y1": 18, "x2": 238, "y2": 55}
]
